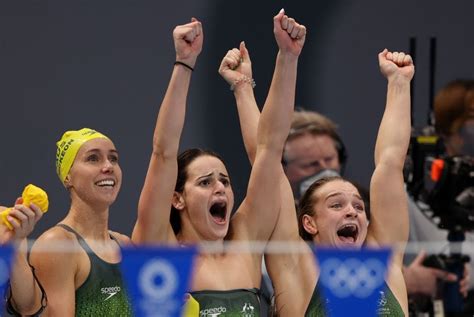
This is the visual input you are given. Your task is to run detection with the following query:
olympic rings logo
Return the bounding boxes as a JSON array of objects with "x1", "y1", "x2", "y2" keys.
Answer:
[
  {"x1": 319, "y1": 257, "x2": 385, "y2": 298},
  {"x1": 138, "y1": 258, "x2": 178, "y2": 301}
]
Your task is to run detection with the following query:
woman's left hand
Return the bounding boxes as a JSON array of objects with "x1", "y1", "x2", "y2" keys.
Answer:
[{"x1": 0, "y1": 198, "x2": 43, "y2": 244}]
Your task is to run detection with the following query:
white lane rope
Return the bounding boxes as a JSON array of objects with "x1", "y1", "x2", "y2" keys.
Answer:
[{"x1": 19, "y1": 240, "x2": 474, "y2": 255}]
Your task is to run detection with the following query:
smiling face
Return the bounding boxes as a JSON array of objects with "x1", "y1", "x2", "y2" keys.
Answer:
[
  {"x1": 300, "y1": 178, "x2": 368, "y2": 249},
  {"x1": 65, "y1": 138, "x2": 122, "y2": 207},
  {"x1": 174, "y1": 154, "x2": 234, "y2": 241}
]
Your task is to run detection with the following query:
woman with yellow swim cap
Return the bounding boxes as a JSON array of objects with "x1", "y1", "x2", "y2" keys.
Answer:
[
  {"x1": 0, "y1": 193, "x2": 45, "y2": 315},
  {"x1": 29, "y1": 128, "x2": 133, "y2": 316},
  {"x1": 132, "y1": 11, "x2": 305, "y2": 314}
]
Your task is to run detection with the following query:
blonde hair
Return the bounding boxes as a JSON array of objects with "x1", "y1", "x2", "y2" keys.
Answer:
[
  {"x1": 287, "y1": 110, "x2": 339, "y2": 141},
  {"x1": 284, "y1": 109, "x2": 345, "y2": 165}
]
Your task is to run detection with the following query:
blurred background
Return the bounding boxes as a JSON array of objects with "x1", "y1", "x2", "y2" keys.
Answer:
[{"x1": 1, "y1": 0, "x2": 473, "y2": 237}]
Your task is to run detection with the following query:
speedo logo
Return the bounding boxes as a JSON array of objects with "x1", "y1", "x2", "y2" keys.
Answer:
[
  {"x1": 101, "y1": 286, "x2": 121, "y2": 301},
  {"x1": 200, "y1": 306, "x2": 227, "y2": 317}
]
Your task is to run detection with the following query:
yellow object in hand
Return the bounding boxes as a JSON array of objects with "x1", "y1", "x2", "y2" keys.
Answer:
[
  {"x1": 0, "y1": 184, "x2": 49, "y2": 230},
  {"x1": 182, "y1": 294, "x2": 200, "y2": 316}
]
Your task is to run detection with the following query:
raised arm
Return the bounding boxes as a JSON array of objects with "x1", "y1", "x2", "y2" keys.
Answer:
[
  {"x1": 367, "y1": 49, "x2": 414, "y2": 258},
  {"x1": 0, "y1": 201, "x2": 45, "y2": 315},
  {"x1": 231, "y1": 9, "x2": 306, "y2": 242},
  {"x1": 219, "y1": 14, "x2": 304, "y2": 243},
  {"x1": 219, "y1": 41, "x2": 260, "y2": 162},
  {"x1": 132, "y1": 18, "x2": 203, "y2": 244}
]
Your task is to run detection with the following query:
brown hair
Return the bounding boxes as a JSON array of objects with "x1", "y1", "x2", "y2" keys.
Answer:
[
  {"x1": 297, "y1": 176, "x2": 344, "y2": 241},
  {"x1": 434, "y1": 79, "x2": 474, "y2": 136},
  {"x1": 170, "y1": 148, "x2": 225, "y2": 234}
]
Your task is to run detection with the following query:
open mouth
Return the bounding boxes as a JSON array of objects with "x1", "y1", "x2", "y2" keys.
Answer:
[
  {"x1": 209, "y1": 201, "x2": 227, "y2": 224},
  {"x1": 337, "y1": 223, "x2": 358, "y2": 243},
  {"x1": 95, "y1": 179, "x2": 116, "y2": 188}
]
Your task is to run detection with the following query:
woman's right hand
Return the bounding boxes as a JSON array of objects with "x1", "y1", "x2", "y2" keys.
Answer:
[
  {"x1": 378, "y1": 49, "x2": 415, "y2": 83},
  {"x1": 218, "y1": 41, "x2": 253, "y2": 87},
  {"x1": 173, "y1": 18, "x2": 203, "y2": 68}
]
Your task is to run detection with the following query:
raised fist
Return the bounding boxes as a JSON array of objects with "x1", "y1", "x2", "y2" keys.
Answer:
[
  {"x1": 273, "y1": 9, "x2": 306, "y2": 57},
  {"x1": 379, "y1": 49, "x2": 415, "y2": 82},
  {"x1": 173, "y1": 18, "x2": 203, "y2": 68},
  {"x1": 218, "y1": 41, "x2": 252, "y2": 87}
]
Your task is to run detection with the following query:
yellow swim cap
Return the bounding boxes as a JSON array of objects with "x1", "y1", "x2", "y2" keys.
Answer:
[{"x1": 56, "y1": 128, "x2": 109, "y2": 183}]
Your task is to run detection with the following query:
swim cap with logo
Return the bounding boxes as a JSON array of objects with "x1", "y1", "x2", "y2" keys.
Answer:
[{"x1": 56, "y1": 128, "x2": 110, "y2": 183}]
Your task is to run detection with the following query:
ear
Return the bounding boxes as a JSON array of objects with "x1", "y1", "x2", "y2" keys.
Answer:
[
  {"x1": 302, "y1": 214, "x2": 318, "y2": 236},
  {"x1": 172, "y1": 192, "x2": 185, "y2": 210},
  {"x1": 63, "y1": 175, "x2": 72, "y2": 189}
]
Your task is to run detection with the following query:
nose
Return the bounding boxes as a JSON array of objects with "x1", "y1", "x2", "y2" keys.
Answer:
[
  {"x1": 214, "y1": 180, "x2": 226, "y2": 195},
  {"x1": 101, "y1": 160, "x2": 114, "y2": 173},
  {"x1": 345, "y1": 206, "x2": 358, "y2": 218}
]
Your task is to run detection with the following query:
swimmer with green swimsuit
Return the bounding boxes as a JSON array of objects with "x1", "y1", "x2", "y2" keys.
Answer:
[
  {"x1": 30, "y1": 128, "x2": 134, "y2": 316},
  {"x1": 132, "y1": 10, "x2": 306, "y2": 315},
  {"x1": 229, "y1": 39, "x2": 414, "y2": 315}
]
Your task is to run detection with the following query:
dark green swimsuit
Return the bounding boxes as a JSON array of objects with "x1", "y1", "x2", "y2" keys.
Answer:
[
  {"x1": 189, "y1": 288, "x2": 262, "y2": 316},
  {"x1": 305, "y1": 281, "x2": 404, "y2": 316},
  {"x1": 58, "y1": 224, "x2": 132, "y2": 317}
]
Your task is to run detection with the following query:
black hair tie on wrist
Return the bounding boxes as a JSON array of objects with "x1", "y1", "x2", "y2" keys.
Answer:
[{"x1": 174, "y1": 61, "x2": 194, "y2": 72}]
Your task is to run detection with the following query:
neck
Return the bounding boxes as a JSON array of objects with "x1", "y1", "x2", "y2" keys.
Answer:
[
  {"x1": 177, "y1": 230, "x2": 225, "y2": 252},
  {"x1": 63, "y1": 198, "x2": 110, "y2": 240}
]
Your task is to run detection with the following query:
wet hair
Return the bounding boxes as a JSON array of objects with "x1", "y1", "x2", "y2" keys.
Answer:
[
  {"x1": 351, "y1": 181, "x2": 370, "y2": 221},
  {"x1": 297, "y1": 176, "x2": 344, "y2": 241},
  {"x1": 296, "y1": 175, "x2": 373, "y2": 242},
  {"x1": 170, "y1": 148, "x2": 225, "y2": 234}
]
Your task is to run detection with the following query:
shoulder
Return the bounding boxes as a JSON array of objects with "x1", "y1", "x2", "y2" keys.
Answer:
[
  {"x1": 35, "y1": 225, "x2": 78, "y2": 244},
  {"x1": 30, "y1": 226, "x2": 80, "y2": 267},
  {"x1": 109, "y1": 231, "x2": 132, "y2": 246}
]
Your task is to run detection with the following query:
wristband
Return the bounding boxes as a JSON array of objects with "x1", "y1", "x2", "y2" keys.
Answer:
[
  {"x1": 174, "y1": 61, "x2": 194, "y2": 72},
  {"x1": 230, "y1": 75, "x2": 256, "y2": 91}
]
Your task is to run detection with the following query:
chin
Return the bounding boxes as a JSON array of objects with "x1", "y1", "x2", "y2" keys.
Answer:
[
  {"x1": 96, "y1": 196, "x2": 118, "y2": 207},
  {"x1": 216, "y1": 229, "x2": 229, "y2": 240},
  {"x1": 210, "y1": 228, "x2": 229, "y2": 241}
]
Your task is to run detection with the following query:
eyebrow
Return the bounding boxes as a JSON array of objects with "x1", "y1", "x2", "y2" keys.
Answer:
[
  {"x1": 325, "y1": 192, "x2": 363, "y2": 202},
  {"x1": 196, "y1": 172, "x2": 229, "y2": 180},
  {"x1": 84, "y1": 148, "x2": 118, "y2": 155}
]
